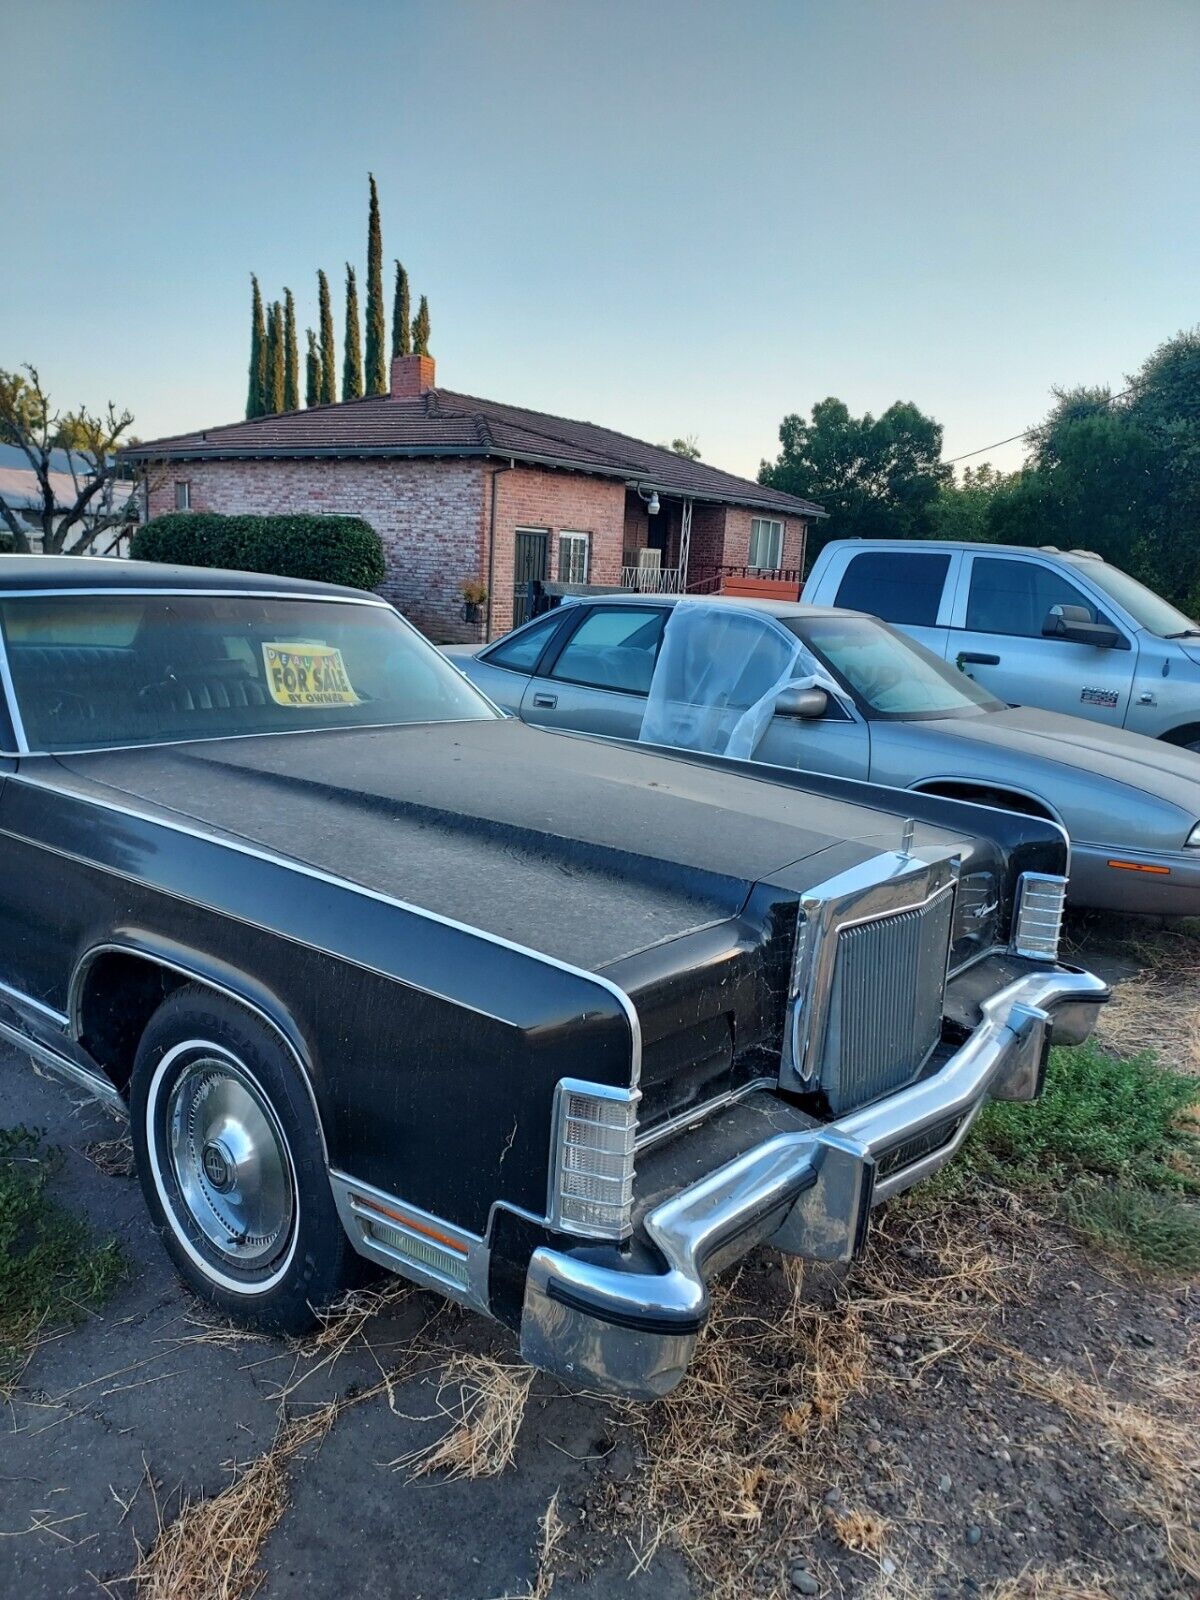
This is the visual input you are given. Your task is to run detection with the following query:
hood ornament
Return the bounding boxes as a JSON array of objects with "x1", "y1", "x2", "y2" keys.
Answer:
[{"x1": 900, "y1": 817, "x2": 915, "y2": 859}]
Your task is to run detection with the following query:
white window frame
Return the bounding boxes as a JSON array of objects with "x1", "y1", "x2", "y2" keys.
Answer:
[
  {"x1": 174, "y1": 481, "x2": 192, "y2": 511},
  {"x1": 558, "y1": 531, "x2": 590, "y2": 584},
  {"x1": 748, "y1": 517, "x2": 783, "y2": 571}
]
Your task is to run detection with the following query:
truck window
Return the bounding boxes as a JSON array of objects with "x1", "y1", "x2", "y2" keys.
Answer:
[
  {"x1": 834, "y1": 551, "x2": 951, "y2": 626},
  {"x1": 966, "y1": 557, "x2": 1116, "y2": 638}
]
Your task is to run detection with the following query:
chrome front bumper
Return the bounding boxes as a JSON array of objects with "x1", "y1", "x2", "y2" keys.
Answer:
[{"x1": 520, "y1": 964, "x2": 1108, "y2": 1399}]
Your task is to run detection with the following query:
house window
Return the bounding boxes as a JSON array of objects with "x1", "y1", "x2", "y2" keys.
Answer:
[
  {"x1": 174, "y1": 481, "x2": 192, "y2": 511},
  {"x1": 748, "y1": 518, "x2": 783, "y2": 571},
  {"x1": 558, "y1": 531, "x2": 590, "y2": 585}
]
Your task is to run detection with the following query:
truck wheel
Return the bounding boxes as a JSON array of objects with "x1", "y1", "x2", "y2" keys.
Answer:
[{"x1": 130, "y1": 984, "x2": 355, "y2": 1333}]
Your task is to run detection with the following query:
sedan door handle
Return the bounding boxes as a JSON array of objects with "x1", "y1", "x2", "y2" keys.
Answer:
[
  {"x1": 956, "y1": 651, "x2": 1000, "y2": 668},
  {"x1": 532, "y1": 693, "x2": 558, "y2": 709}
]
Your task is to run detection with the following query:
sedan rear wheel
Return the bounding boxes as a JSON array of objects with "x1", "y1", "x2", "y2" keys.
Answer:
[{"x1": 131, "y1": 984, "x2": 357, "y2": 1332}]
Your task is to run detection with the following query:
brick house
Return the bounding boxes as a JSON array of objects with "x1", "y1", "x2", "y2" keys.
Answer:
[{"x1": 128, "y1": 356, "x2": 824, "y2": 641}]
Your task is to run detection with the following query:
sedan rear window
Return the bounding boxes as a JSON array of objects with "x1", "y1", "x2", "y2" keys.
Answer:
[
  {"x1": 835, "y1": 551, "x2": 951, "y2": 626},
  {"x1": 0, "y1": 593, "x2": 496, "y2": 752}
]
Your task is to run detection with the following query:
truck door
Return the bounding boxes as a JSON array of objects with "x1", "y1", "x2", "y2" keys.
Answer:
[
  {"x1": 950, "y1": 554, "x2": 1135, "y2": 724},
  {"x1": 830, "y1": 548, "x2": 959, "y2": 658}
]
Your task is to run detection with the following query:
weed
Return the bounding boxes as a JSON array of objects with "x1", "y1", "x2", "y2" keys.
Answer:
[{"x1": 0, "y1": 1124, "x2": 126, "y2": 1392}]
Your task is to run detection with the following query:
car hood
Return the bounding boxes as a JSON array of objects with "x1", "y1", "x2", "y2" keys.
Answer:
[
  {"x1": 914, "y1": 706, "x2": 1200, "y2": 811},
  {"x1": 53, "y1": 719, "x2": 934, "y2": 971}
]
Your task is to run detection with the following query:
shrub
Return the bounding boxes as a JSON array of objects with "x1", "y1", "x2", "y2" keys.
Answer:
[{"x1": 130, "y1": 510, "x2": 386, "y2": 591}]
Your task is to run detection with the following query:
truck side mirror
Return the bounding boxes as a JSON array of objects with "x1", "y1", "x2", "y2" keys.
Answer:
[
  {"x1": 1041, "y1": 605, "x2": 1121, "y2": 649},
  {"x1": 775, "y1": 685, "x2": 829, "y2": 719}
]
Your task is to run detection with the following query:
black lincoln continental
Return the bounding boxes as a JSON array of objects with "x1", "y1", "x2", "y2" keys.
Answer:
[{"x1": 0, "y1": 557, "x2": 1107, "y2": 1397}]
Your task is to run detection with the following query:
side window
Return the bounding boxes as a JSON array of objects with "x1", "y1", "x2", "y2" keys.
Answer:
[
  {"x1": 483, "y1": 611, "x2": 564, "y2": 674},
  {"x1": 966, "y1": 558, "x2": 1115, "y2": 638},
  {"x1": 549, "y1": 608, "x2": 666, "y2": 695},
  {"x1": 835, "y1": 551, "x2": 950, "y2": 626}
]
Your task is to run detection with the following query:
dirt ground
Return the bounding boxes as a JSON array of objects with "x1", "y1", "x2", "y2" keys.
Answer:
[{"x1": 1, "y1": 925, "x2": 1196, "y2": 1600}]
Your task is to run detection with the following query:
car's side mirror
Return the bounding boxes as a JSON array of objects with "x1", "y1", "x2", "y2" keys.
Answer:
[
  {"x1": 775, "y1": 685, "x2": 829, "y2": 719},
  {"x1": 1041, "y1": 604, "x2": 1121, "y2": 649}
]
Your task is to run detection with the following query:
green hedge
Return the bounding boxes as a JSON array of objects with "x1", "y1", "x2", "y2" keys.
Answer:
[{"x1": 130, "y1": 511, "x2": 386, "y2": 591}]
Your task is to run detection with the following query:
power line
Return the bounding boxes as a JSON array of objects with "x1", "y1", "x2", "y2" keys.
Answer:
[{"x1": 943, "y1": 386, "x2": 1135, "y2": 467}]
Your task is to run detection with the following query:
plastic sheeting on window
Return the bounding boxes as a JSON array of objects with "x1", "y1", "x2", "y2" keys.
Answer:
[{"x1": 639, "y1": 601, "x2": 845, "y2": 761}]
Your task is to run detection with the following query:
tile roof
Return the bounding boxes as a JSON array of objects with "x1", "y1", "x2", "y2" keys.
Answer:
[{"x1": 125, "y1": 389, "x2": 824, "y2": 517}]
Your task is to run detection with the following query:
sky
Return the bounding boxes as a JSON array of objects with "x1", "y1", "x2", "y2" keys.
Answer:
[{"x1": 3, "y1": 0, "x2": 1198, "y2": 481}]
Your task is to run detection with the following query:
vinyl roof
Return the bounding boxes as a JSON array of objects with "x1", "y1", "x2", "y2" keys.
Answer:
[{"x1": 124, "y1": 388, "x2": 825, "y2": 518}]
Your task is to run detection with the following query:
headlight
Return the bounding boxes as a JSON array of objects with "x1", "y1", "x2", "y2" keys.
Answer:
[
  {"x1": 548, "y1": 1079, "x2": 638, "y2": 1240},
  {"x1": 1187, "y1": 823, "x2": 1200, "y2": 849},
  {"x1": 1012, "y1": 872, "x2": 1067, "y2": 961}
]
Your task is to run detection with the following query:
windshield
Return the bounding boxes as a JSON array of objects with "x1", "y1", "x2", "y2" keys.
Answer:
[
  {"x1": 0, "y1": 592, "x2": 496, "y2": 753},
  {"x1": 793, "y1": 616, "x2": 1002, "y2": 719},
  {"x1": 1074, "y1": 562, "x2": 1198, "y2": 637}
]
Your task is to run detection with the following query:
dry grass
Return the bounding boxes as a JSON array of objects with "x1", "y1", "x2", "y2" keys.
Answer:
[
  {"x1": 985, "y1": 1564, "x2": 1116, "y2": 1600},
  {"x1": 393, "y1": 1352, "x2": 535, "y2": 1481},
  {"x1": 127, "y1": 1399, "x2": 345, "y2": 1600},
  {"x1": 1003, "y1": 1346, "x2": 1200, "y2": 1583},
  {"x1": 1098, "y1": 969, "x2": 1200, "y2": 1076}
]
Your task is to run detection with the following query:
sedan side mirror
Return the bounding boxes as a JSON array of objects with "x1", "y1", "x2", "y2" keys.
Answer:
[
  {"x1": 775, "y1": 684, "x2": 829, "y2": 719},
  {"x1": 1041, "y1": 604, "x2": 1121, "y2": 649}
]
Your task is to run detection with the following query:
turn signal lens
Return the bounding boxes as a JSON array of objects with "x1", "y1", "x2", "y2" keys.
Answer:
[
  {"x1": 1012, "y1": 872, "x2": 1066, "y2": 961},
  {"x1": 549, "y1": 1080, "x2": 638, "y2": 1240}
]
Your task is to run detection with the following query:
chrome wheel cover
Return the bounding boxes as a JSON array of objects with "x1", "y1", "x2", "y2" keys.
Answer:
[{"x1": 165, "y1": 1055, "x2": 295, "y2": 1269}]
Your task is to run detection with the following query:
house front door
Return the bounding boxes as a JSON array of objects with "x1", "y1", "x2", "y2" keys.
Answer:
[{"x1": 512, "y1": 528, "x2": 550, "y2": 627}]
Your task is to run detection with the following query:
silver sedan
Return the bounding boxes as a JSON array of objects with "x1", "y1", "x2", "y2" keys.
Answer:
[{"x1": 445, "y1": 595, "x2": 1200, "y2": 916}]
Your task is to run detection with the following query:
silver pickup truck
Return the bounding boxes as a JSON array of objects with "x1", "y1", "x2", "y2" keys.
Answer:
[{"x1": 802, "y1": 541, "x2": 1200, "y2": 752}]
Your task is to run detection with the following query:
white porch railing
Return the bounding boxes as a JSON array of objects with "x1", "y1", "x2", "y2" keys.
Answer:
[{"x1": 620, "y1": 565, "x2": 686, "y2": 593}]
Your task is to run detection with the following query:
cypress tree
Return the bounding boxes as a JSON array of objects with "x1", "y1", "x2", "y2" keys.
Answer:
[
  {"x1": 391, "y1": 261, "x2": 411, "y2": 359},
  {"x1": 412, "y1": 294, "x2": 431, "y2": 357},
  {"x1": 246, "y1": 275, "x2": 266, "y2": 418},
  {"x1": 305, "y1": 329, "x2": 321, "y2": 407},
  {"x1": 317, "y1": 270, "x2": 337, "y2": 404},
  {"x1": 283, "y1": 288, "x2": 299, "y2": 411},
  {"x1": 364, "y1": 174, "x2": 387, "y2": 395},
  {"x1": 267, "y1": 300, "x2": 285, "y2": 413},
  {"x1": 342, "y1": 264, "x2": 363, "y2": 401}
]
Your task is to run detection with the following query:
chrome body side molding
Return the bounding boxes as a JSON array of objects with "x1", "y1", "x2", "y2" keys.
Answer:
[
  {"x1": 0, "y1": 1016, "x2": 127, "y2": 1117},
  {"x1": 329, "y1": 1169, "x2": 491, "y2": 1317}
]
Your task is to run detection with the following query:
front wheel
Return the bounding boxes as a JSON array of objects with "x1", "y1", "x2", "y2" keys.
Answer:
[{"x1": 130, "y1": 984, "x2": 356, "y2": 1333}]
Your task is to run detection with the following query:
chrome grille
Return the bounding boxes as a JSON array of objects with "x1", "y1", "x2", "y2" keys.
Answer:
[{"x1": 818, "y1": 883, "x2": 955, "y2": 1115}]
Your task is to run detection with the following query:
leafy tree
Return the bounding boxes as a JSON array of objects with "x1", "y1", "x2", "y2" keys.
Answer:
[
  {"x1": 412, "y1": 294, "x2": 431, "y2": 357},
  {"x1": 660, "y1": 435, "x2": 701, "y2": 460},
  {"x1": 760, "y1": 397, "x2": 950, "y2": 559},
  {"x1": 931, "y1": 463, "x2": 1012, "y2": 542},
  {"x1": 391, "y1": 260, "x2": 411, "y2": 359},
  {"x1": 282, "y1": 288, "x2": 299, "y2": 411},
  {"x1": 317, "y1": 269, "x2": 337, "y2": 405},
  {"x1": 265, "y1": 301, "x2": 285, "y2": 413},
  {"x1": 246, "y1": 275, "x2": 266, "y2": 419},
  {"x1": 977, "y1": 328, "x2": 1200, "y2": 609},
  {"x1": 342, "y1": 264, "x2": 363, "y2": 400},
  {"x1": 364, "y1": 174, "x2": 387, "y2": 395},
  {"x1": 305, "y1": 329, "x2": 321, "y2": 408},
  {"x1": 0, "y1": 365, "x2": 154, "y2": 555}
]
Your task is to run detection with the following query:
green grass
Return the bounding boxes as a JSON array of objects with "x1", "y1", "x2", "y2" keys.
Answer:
[
  {"x1": 0, "y1": 1126, "x2": 127, "y2": 1391},
  {"x1": 930, "y1": 1040, "x2": 1200, "y2": 1271}
]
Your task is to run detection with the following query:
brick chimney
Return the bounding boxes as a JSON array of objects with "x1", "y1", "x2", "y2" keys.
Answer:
[{"x1": 390, "y1": 353, "x2": 436, "y2": 399}]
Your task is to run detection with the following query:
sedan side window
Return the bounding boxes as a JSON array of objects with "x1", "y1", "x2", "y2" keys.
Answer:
[
  {"x1": 483, "y1": 611, "x2": 565, "y2": 675},
  {"x1": 834, "y1": 551, "x2": 950, "y2": 626},
  {"x1": 549, "y1": 608, "x2": 666, "y2": 695},
  {"x1": 966, "y1": 558, "x2": 1116, "y2": 638}
]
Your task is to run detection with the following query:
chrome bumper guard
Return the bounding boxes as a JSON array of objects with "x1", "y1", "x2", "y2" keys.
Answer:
[{"x1": 520, "y1": 964, "x2": 1108, "y2": 1399}]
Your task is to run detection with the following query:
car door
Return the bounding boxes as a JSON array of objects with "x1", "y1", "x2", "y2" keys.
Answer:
[
  {"x1": 520, "y1": 605, "x2": 668, "y2": 739},
  {"x1": 752, "y1": 697, "x2": 871, "y2": 779},
  {"x1": 830, "y1": 547, "x2": 960, "y2": 658},
  {"x1": 950, "y1": 554, "x2": 1135, "y2": 724},
  {"x1": 449, "y1": 610, "x2": 571, "y2": 712}
]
